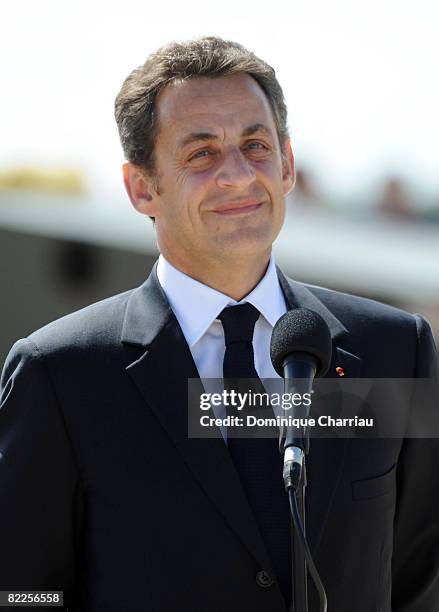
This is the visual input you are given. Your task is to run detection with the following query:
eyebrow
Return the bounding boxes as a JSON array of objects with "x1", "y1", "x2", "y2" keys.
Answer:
[
  {"x1": 179, "y1": 123, "x2": 274, "y2": 148},
  {"x1": 242, "y1": 123, "x2": 273, "y2": 138}
]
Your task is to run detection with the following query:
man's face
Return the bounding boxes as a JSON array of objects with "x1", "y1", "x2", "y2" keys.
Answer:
[{"x1": 127, "y1": 73, "x2": 294, "y2": 269}]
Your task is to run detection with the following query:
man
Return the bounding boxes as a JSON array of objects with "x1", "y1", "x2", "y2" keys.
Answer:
[{"x1": 0, "y1": 37, "x2": 438, "y2": 612}]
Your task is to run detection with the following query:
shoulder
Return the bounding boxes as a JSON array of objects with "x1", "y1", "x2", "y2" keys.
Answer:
[
  {"x1": 304, "y1": 282, "x2": 415, "y2": 328},
  {"x1": 25, "y1": 288, "x2": 135, "y2": 355},
  {"x1": 301, "y1": 281, "x2": 437, "y2": 368},
  {"x1": 1, "y1": 286, "x2": 147, "y2": 401}
]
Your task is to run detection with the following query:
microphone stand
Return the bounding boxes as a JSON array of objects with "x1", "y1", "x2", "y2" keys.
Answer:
[
  {"x1": 281, "y1": 423, "x2": 309, "y2": 612},
  {"x1": 279, "y1": 353, "x2": 314, "y2": 612},
  {"x1": 285, "y1": 448, "x2": 308, "y2": 612}
]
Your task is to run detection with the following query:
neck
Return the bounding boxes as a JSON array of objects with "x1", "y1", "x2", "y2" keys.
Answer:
[{"x1": 161, "y1": 250, "x2": 272, "y2": 301}]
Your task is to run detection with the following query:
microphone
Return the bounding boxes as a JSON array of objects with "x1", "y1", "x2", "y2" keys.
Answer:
[{"x1": 270, "y1": 308, "x2": 332, "y2": 486}]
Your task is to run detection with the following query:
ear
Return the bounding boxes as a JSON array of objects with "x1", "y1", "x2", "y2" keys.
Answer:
[
  {"x1": 282, "y1": 139, "x2": 295, "y2": 196},
  {"x1": 122, "y1": 162, "x2": 159, "y2": 217}
]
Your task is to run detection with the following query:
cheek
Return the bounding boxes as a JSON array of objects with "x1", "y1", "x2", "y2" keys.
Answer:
[
  {"x1": 185, "y1": 168, "x2": 216, "y2": 190},
  {"x1": 254, "y1": 159, "x2": 284, "y2": 184},
  {"x1": 180, "y1": 172, "x2": 214, "y2": 212}
]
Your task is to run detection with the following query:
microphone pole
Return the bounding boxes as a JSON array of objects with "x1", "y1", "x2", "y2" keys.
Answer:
[
  {"x1": 271, "y1": 309, "x2": 332, "y2": 612},
  {"x1": 282, "y1": 352, "x2": 316, "y2": 612}
]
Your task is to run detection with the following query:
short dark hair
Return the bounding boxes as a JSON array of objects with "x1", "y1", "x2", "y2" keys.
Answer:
[{"x1": 114, "y1": 36, "x2": 289, "y2": 174}]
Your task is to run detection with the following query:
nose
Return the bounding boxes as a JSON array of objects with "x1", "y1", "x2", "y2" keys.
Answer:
[{"x1": 215, "y1": 148, "x2": 256, "y2": 190}]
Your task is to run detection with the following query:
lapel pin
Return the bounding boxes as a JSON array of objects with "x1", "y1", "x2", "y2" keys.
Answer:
[{"x1": 335, "y1": 366, "x2": 345, "y2": 377}]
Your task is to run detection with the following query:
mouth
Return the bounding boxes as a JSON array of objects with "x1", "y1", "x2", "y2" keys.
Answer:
[{"x1": 212, "y1": 201, "x2": 264, "y2": 216}]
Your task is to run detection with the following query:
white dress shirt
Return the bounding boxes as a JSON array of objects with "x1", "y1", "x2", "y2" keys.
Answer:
[{"x1": 156, "y1": 253, "x2": 287, "y2": 381}]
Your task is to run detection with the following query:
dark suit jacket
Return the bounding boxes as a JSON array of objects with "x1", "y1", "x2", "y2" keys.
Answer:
[{"x1": 0, "y1": 264, "x2": 438, "y2": 612}]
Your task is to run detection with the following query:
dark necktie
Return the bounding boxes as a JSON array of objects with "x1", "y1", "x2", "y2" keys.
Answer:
[{"x1": 218, "y1": 303, "x2": 292, "y2": 606}]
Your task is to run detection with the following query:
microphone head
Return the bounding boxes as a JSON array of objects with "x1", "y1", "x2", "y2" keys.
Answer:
[{"x1": 270, "y1": 308, "x2": 332, "y2": 377}]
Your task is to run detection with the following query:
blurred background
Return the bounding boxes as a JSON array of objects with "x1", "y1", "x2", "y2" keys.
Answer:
[{"x1": 1, "y1": 0, "x2": 438, "y2": 366}]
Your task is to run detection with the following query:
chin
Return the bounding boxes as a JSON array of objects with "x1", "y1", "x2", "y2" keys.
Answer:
[{"x1": 212, "y1": 226, "x2": 274, "y2": 258}]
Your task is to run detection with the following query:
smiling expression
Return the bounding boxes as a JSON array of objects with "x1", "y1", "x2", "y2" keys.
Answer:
[{"x1": 133, "y1": 73, "x2": 294, "y2": 270}]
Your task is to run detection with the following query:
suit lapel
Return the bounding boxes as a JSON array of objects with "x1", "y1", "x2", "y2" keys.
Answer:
[{"x1": 121, "y1": 264, "x2": 275, "y2": 573}]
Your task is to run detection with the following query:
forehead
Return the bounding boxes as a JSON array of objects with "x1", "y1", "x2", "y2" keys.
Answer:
[{"x1": 155, "y1": 73, "x2": 277, "y2": 143}]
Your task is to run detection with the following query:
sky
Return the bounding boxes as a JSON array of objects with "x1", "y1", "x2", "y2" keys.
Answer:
[{"x1": 1, "y1": 0, "x2": 438, "y2": 206}]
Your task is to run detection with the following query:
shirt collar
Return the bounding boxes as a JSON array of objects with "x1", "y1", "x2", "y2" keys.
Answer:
[{"x1": 156, "y1": 254, "x2": 287, "y2": 348}]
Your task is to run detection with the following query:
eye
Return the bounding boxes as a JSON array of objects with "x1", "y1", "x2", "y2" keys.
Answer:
[
  {"x1": 245, "y1": 141, "x2": 270, "y2": 153},
  {"x1": 189, "y1": 149, "x2": 212, "y2": 160}
]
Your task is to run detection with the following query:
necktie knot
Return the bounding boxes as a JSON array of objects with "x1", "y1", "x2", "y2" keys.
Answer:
[{"x1": 218, "y1": 303, "x2": 260, "y2": 345}]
